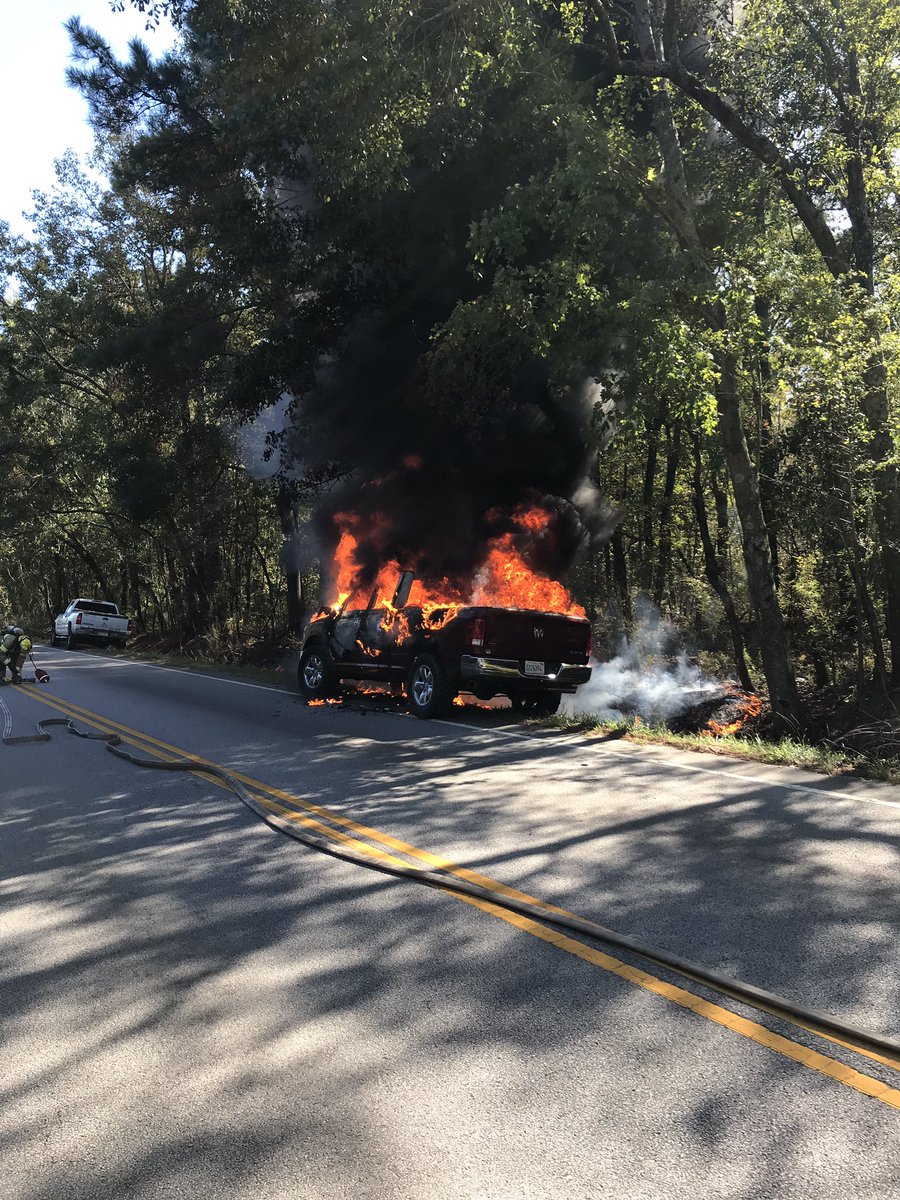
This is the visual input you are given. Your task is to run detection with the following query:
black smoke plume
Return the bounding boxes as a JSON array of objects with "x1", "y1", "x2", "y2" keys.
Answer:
[
  {"x1": 294, "y1": 321, "x2": 613, "y2": 600},
  {"x1": 281, "y1": 111, "x2": 615, "y2": 600}
]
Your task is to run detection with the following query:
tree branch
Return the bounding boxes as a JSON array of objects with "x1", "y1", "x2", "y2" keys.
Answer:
[
  {"x1": 600, "y1": 47, "x2": 850, "y2": 276},
  {"x1": 583, "y1": 0, "x2": 622, "y2": 65}
]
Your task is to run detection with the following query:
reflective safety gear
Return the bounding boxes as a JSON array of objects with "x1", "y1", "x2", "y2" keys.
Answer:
[{"x1": 0, "y1": 627, "x2": 30, "y2": 676}]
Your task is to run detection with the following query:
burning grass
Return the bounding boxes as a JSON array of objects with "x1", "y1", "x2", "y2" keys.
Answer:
[{"x1": 702, "y1": 692, "x2": 764, "y2": 737}]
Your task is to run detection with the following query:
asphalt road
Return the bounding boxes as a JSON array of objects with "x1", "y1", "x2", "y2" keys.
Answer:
[{"x1": 2, "y1": 646, "x2": 899, "y2": 1199}]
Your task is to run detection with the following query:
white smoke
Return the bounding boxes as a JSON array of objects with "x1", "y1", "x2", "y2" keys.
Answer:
[
  {"x1": 564, "y1": 600, "x2": 724, "y2": 722},
  {"x1": 231, "y1": 391, "x2": 294, "y2": 479}
]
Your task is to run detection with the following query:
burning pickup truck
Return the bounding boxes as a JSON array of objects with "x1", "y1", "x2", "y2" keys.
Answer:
[{"x1": 298, "y1": 571, "x2": 592, "y2": 719}]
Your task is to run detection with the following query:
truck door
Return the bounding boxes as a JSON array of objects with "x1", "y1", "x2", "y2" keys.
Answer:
[{"x1": 330, "y1": 591, "x2": 392, "y2": 678}]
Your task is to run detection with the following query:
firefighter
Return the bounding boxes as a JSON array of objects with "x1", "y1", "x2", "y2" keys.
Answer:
[{"x1": 0, "y1": 626, "x2": 32, "y2": 684}]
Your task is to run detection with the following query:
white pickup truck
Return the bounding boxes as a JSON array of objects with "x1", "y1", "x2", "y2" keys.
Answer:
[{"x1": 52, "y1": 599, "x2": 132, "y2": 650}]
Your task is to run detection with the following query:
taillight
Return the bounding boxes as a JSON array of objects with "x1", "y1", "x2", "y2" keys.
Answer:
[
  {"x1": 127, "y1": 620, "x2": 133, "y2": 633},
  {"x1": 586, "y1": 629, "x2": 592, "y2": 659},
  {"x1": 464, "y1": 616, "x2": 485, "y2": 649},
  {"x1": 75, "y1": 613, "x2": 83, "y2": 625}
]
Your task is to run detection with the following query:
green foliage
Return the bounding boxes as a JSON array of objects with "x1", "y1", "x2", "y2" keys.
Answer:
[{"x1": 1, "y1": 0, "x2": 898, "y2": 735}]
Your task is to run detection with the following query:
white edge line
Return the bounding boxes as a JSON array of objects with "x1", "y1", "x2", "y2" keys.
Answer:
[
  {"x1": 416, "y1": 715, "x2": 900, "y2": 809},
  {"x1": 47, "y1": 651, "x2": 899, "y2": 810},
  {"x1": 57, "y1": 652, "x2": 292, "y2": 697},
  {"x1": 589, "y1": 743, "x2": 900, "y2": 809}
]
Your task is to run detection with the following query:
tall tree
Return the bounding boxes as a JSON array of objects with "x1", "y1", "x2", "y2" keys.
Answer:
[{"x1": 582, "y1": 0, "x2": 900, "y2": 677}]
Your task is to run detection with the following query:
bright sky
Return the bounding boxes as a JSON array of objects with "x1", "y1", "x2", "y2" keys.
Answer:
[{"x1": 0, "y1": 0, "x2": 176, "y2": 235}]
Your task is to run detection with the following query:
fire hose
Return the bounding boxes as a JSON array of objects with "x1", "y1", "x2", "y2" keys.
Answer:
[{"x1": 4, "y1": 703, "x2": 900, "y2": 1068}]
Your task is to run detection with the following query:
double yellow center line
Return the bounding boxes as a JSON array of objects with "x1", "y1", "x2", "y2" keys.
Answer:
[{"x1": 14, "y1": 683, "x2": 900, "y2": 1112}]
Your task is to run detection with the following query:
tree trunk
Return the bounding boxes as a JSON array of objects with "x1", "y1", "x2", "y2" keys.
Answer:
[
  {"x1": 183, "y1": 547, "x2": 219, "y2": 637},
  {"x1": 52, "y1": 555, "x2": 67, "y2": 615},
  {"x1": 652, "y1": 421, "x2": 681, "y2": 607},
  {"x1": 752, "y1": 294, "x2": 780, "y2": 589},
  {"x1": 276, "y1": 485, "x2": 305, "y2": 634},
  {"x1": 128, "y1": 562, "x2": 145, "y2": 628},
  {"x1": 714, "y1": 351, "x2": 802, "y2": 726},
  {"x1": 710, "y1": 466, "x2": 729, "y2": 564},
  {"x1": 611, "y1": 529, "x2": 631, "y2": 622},
  {"x1": 640, "y1": 409, "x2": 662, "y2": 589},
  {"x1": 845, "y1": 548, "x2": 888, "y2": 694},
  {"x1": 691, "y1": 437, "x2": 753, "y2": 691},
  {"x1": 836, "y1": 467, "x2": 889, "y2": 693},
  {"x1": 859, "y1": 348, "x2": 900, "y2": 681}
]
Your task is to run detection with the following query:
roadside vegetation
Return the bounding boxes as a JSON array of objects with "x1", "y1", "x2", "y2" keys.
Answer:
[
  {"x1": 2, "y1": 2, "x2": 899, "y2": 773},
  {"x1": 537, "y1": 712, "x2": 900, "y2": 786}
]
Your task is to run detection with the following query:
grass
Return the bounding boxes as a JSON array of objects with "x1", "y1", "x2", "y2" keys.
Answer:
[{"x1": 534, "y1": 713, "x2": 900, "y2": 786}]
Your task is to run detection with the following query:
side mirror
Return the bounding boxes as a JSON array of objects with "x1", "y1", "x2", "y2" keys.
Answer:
[{"x1": 392, "y1": 571, "x2": 415, "y2": 610}]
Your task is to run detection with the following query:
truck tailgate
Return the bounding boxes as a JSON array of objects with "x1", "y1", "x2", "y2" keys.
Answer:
[
  {"x1": 82, "y1": 615, "x2": 128, "y2": 635},
  {"x1": 480, "y1": 609, "x2": 590, "y2": 663}
]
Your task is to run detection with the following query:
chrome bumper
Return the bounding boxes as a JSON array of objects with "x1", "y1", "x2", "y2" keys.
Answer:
[{"x1": 460, "y1": 655, "x2": 591, "y2": 692}]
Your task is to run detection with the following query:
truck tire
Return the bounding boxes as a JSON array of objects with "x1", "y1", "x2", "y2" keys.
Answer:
[
  {"x1": 298, "y1": 644, "x2": 340, "y2": 701},
  {"x1": 66, "y1": 626, "x2": 79, "y2": 651},
  {"x1": 407, "y1": 652, "x2": 455, "y2": 719}
]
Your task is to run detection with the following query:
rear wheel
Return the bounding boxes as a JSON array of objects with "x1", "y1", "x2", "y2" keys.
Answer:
[
  {"x1": 298, "y1": 644, "x2": 339, "y2": 701},
  {"x1": 66, "y1": 626, "x2": 79, "y2": 651},
  {"x1": 407, "y1": 653, "x2": 455, "y2": 720}
]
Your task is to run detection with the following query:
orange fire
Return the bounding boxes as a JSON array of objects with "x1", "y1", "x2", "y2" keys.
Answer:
[
  {"x1": 318, "y1": 502, "x2": 584, "y2": 624},
  {"x1": 704, "y1": 693, "x2": 763, "y2": 737},
  {"x1": 453, "y1": 694, "x2": 500, "y2": 710},
  {"x1": 307, "y1": 697, "x2": 343, "y2": 707},
  {"x1": 471, "y1": 534, "x2": 582, "y2": 613}
]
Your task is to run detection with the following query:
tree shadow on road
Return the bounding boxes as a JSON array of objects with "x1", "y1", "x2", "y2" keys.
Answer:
[{"x1": 1, "y1": 715, "x2": 898, "y2": 1199}]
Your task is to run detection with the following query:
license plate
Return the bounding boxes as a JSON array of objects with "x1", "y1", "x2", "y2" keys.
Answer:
[{"x1": 524, "y1": 660, "x2": 544, "y2": 676}]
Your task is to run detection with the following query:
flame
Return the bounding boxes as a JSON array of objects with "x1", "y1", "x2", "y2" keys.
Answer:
[
  {"x1": 453, "y1": 694, "x2": 499, "y2": 710},
  {"x1": 704, "y1": 693, "x2": 763, "y2": 737},
  {"x1": 307, "y1": 697, "x2": 343, "y2": 707},
  {"x1": 471, "y1": 534, "x2": 582, "y2": 613},
  {"x1": 317, "y1": 502, "x2": 585, "y2": 623}
]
